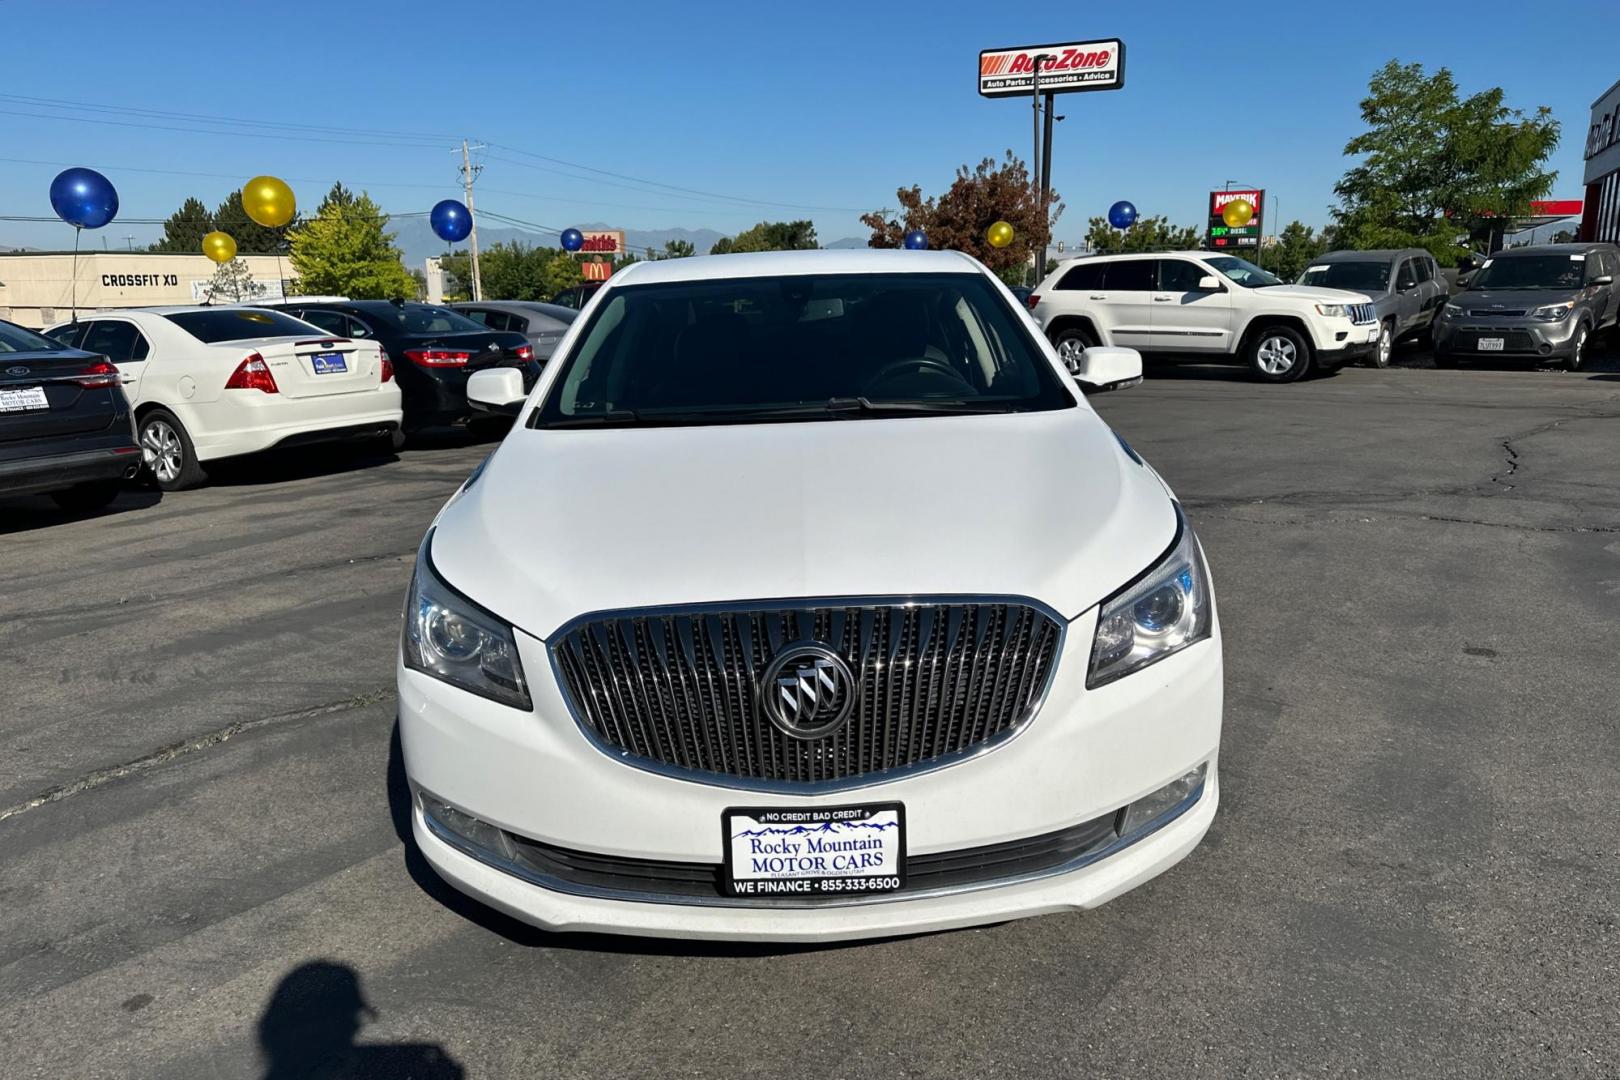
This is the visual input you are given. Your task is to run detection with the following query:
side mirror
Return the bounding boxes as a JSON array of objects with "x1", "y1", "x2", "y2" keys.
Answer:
[
  {"x1": 1593, "y1": 274, "x2": 1614, "y2": 286},
  {"x1": 466, "y1": 367, "x2": 527, "y2": 416},
  {"x1": 1456, "y1": 272, "x2": 1474, "y2": 289},
  {"x1": 1197, "y1": 275, "x2": 1222, "y2": 291},
  {"x1": 1072, "y1": 345, "x2": 1143, "y2": 393}
]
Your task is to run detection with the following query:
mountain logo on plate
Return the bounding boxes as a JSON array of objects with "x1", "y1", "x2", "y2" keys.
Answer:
[{"x1": 760, "y1": 643, "x2": 855, "y2": 740}]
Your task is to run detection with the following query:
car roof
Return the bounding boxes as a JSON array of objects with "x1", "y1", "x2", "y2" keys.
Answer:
[
  {"x1": 1490, "y1": 242, "x2": 1617, "y2": 257},
  {"x1": 1316, "y1": 249, "x2": 1429, "y2": 262},
  {"x1": 608, "y1": 248, "x2": 982, "y2": 286},
  {"x1": 77, "y1": 305, "x2": 290, "y2": 317}
]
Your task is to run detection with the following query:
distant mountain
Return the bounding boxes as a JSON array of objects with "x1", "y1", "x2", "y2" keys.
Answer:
[
  {"x1": 822, "y1": 236, "x2": 870, "y2": 249},
  {"x1": 390, "y1": 217, "x2": 727, "y2": 266}
]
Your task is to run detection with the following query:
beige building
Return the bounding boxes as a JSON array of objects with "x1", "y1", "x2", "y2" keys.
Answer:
[{"x1": 0, "y1": 252, "x2": 290, "y2": 329}]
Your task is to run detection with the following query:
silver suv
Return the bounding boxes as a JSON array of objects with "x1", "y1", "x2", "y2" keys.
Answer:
[
  {"x1": 1432, "y1": 243, "x2": 1620, "y2": 371},
  {"x1": 1298, "y1": 249, "x2": 1448, "y2": 368}
]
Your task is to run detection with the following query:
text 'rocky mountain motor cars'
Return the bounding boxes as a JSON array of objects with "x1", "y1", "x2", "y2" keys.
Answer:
[{"x1": 397, "y1": 249, "x2": 1222, "y2": 942}]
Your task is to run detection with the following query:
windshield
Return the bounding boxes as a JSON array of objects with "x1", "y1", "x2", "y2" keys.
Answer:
[
  {"x1": 0, "y1": 321, "x2": 65, "y2": 353},
  {"x1": 362, "y1": 304, "x2": 488, "y2": 333},
  {"x1": 1205, "y1": 256, "x2": 1282, "y2": 288},
  {"x1": 164, "y1": 308, "x2": 326, "y2": 343},
  {"x1": 1299, "y1": 262, "x2": 1389, "y2": 291},
  {"x1": 534, "y1": 272, "x2": 1074, "y2": 427},
  {"x1": 1469, "y1": 255, "x2": 1585, "y2": 290}
]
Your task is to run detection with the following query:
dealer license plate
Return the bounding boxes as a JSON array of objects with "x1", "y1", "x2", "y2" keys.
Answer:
[
  {"x1": 0, "y1": 386, "x2": 49, "y2": 413},
  {"x1": 310, "y1": 353, "x2": 347, "y2": 374},
  {"x1": 1477, "y1": 337, "x2": 1505, "y2": 352},
  {"x1": 723, "y1": 803, "x2": 905, "y2": 897}
]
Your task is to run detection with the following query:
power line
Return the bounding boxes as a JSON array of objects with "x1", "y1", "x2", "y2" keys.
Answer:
[
  {"x1": 0, "y1": 108, "x2": 445, "y2": 150},
  {"x1": 0, "y1": 93, "x2": 454, "y2": 143}
]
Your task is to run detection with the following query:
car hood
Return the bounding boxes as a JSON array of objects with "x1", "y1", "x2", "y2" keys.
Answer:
[
  {"x1": 1258, "y1": 284, "x2": 1375, "y2": 304},
  {"x1": 1452, "y1": 288, "x2": 1571, "y2": 312},
  {"x1": 430, "y1": 408, "x2": 1178, "y2": 639}
]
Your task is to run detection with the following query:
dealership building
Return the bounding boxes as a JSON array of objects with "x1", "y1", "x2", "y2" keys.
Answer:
[
  {"x1": 0, "y1": 252, "x2": 288, "y2": 329},
  {"x1": 1580, "y1": 77, "x2": 1620, "y2": 245}
]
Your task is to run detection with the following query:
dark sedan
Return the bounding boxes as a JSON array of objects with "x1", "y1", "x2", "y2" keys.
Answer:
[
  {"x1": 265, "y1": 300, "x2": 539, "y2": 434},
  {"x1": 0, "y1": 318, "x2": 141, "y2": 511}
]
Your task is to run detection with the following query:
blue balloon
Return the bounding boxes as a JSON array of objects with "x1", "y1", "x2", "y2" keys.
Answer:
[
  {"x1": 49, "y1": 168, "x2": 119, "y2": 230},
  {"x1": 559, "y1": 227, "x2": 584, "y2": 253},
  {"x1": 1107, "y1": 200, "x2": 1138, "y2": 230},
  {"x1": 902, "y1": 229, "x2": 929, "y2": 250},
  {"x1": 429, "y1": 199, "x2": 472, "y2": 243}
]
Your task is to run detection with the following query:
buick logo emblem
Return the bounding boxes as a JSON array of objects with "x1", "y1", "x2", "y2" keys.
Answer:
[
  {"x1": 759, "y1": 643, "x2": 855, "y2": 740},
  {"x1": 6, "y1": 366, "x2": 28, "y2": 376}
]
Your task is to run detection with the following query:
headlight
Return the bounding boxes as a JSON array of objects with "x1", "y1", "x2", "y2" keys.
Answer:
[
  {"x1": 1443, "y1": 302, "x2": 1463, "y2": 317},
  {"x1": 1314, "y1": 303, "x2": 1351, "y2": 317},
  {"x1": 1531, "y1": 301, "x2": 1574, "y2": 321},
  {"x1": 1087, "y1": 507, "x2": 1213, "y2": 688},
  {"x1": 403, "y1": 531, "x2": 530, "y2": 709}
]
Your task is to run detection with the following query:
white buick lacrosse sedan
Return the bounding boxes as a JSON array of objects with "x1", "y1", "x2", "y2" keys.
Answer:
[{"x1": 397, "y1": 249, "x2": 1222, "y2": 942}]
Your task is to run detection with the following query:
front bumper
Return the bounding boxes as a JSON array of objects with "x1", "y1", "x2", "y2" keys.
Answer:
[
  {"x1": 1315, "y1": 320, "x2": 1380, "y2": 361},
  {"x1": 1433, "y1": 317, "x2": 1583, "y2": 358},
  {"x1": 397, "y1": 608, "x2": 1224, "y2": 941}
]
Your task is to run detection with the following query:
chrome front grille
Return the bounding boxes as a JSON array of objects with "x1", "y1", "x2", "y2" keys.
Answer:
[
  {"x1": 1349, "y1": 303, "x2": 1376, "y2": 325},
  {"x1": 551, "y1": 599, "x2": 1064, "y2": 787}
]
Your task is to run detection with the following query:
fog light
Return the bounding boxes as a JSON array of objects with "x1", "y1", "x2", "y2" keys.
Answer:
[
  {"x1": 1120, "y1": 763, "x2": 1207, "y2": 837},
  {"x1": 420, "y1": 791, "x2": 510, "y2": 858}
]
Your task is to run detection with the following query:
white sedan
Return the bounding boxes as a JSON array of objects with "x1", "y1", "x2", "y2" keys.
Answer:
[
  {"x1": 399, "y1": 249, "x2": 1221, "y2": 942},
  {"x1": 46, "y1": 306, "x2": 402, "y2": 490}
]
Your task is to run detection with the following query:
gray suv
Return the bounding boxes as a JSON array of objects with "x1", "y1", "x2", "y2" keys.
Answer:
[
  {"x1": 1433, "y1": 243, "x2": 1620, "y2": 371},
  {"x1": 1297, "y1": 249, "x2": 1448, "y2": 368}
]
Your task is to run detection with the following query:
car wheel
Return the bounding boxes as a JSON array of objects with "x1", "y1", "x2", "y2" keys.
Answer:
[
  {"x1": 1566, "y1": 322, "x2": 1591, "y2": 372},
  {"x1": 1369, "y1": 320, "x2": 1395, "y2": 368},
  {"x1": 49, "y1": 480, "x2": 121, "y2": 513},
  {"x1": 1051, "y1": 326, "x2": 1096, "y2": 372},
  {"x1": 1247, "y1": 326, "x2": 1311, "y2": 383},
  {"x1": 139, "y1": 408, "x2": 207, "y2": 491}
]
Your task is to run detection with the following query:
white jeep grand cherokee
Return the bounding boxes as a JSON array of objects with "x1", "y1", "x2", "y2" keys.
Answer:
[
  {"x1": 1030, "y1": 251, "x2": 1380, "y2": 382},
  {"x1": 398, "y1": 249, "x2": 1222, "y2": 942}
]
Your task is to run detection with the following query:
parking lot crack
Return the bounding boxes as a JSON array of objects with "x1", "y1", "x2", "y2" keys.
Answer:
[{"x1": 0, "y1": 688, "x2": 392, "y2": 825}]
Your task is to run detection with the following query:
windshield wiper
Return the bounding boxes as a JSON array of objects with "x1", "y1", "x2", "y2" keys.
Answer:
[
  {"x1": 539, "y1": 409, "x2": 642, "y2": 428},
  {"x1": 823, "y1": 396, "x2": 1017, "y2": 416}
]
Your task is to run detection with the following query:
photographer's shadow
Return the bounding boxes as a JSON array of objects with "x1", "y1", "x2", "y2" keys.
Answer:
[{"x1": 259, "y1": 961, "x2": 463, "y2": 1080}]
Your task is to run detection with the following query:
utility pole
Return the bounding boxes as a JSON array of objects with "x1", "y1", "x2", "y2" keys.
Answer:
[{"x1": 459, "y1": 139, "x2": 485, "y2": 300}]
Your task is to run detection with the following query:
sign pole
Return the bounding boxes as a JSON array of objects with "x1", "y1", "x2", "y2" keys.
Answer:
[
  {"x1": 1031, "y1": 54, "x2": 1052, "y2": 283},
  {"x1": 1040, "y1": 91, "x2": 1055, "y2": 280}
]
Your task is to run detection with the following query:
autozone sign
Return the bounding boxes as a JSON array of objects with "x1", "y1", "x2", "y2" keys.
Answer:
[
  {"x1": 578, "y1": 230, "x2": 625, "y2": 254},
  {"x1": 978, "y1": 39, "x2": 1125, "y2": 98}
]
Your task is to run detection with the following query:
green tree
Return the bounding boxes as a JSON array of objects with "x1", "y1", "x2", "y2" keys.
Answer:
[
  {"x1": 440, "y1": 244, "x2": 582, "y2": 301},
  {"x1": 1333, "y1": 60, "x2": 1560, "y2": 264},
  {"x1": 1268, "y1": 220, "x2": 1333, "y2": 281},
  {"x1": 710, "y1": 220, "x2": 818, "y2": 254},
  {"x1": 150, "y1": 197, "x2": 214, "y2": 254},
  {"x1": 287, "y1": 190, "x2": 417, "y2": 299},
  {"x1": 1082, "y1": 214, "x2": 1199, "y2": 255},
  {"x1": 212, "y1": 190, "x2": 285, "y2": 254},
  {"x1": 861, "y1": 152, "x2": 1061, "y2": 285},
  {"x1": 656, "y1": 239, "x2": 695, "y2": 259}
]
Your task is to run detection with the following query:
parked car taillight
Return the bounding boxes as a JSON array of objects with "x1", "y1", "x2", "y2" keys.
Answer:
[
  {"x1": 75, "y1": 358, "x2": 122, "y2": 388},
  {"x1": 512, "y1": 344, "x2": 534, "y2": 361},
  {"x1": 404, "y1": 349, "x2": 473, "y2": 367},
  {"x1": 224, "y1": 352, "x2": 279, "y2": 393},
  {"x1": 378, "y1": 350, "x2": 395, "y2": 382},
  {"x1": 1027, "y1": 294, "x2": 1041, "y2": 310}
]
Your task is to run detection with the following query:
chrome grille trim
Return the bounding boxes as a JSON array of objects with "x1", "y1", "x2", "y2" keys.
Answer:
[
  {"x1": 1349, "y1": 303, "x2": 1377, "y2": 325},
  {"x1": 548, "y1": 596, "x2": 1066, "y2": 792}
]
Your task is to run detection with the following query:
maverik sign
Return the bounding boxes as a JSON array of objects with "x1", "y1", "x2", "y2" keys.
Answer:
[{"x1": 978, "y1": 39, "x2": 1125, "y2": 98}]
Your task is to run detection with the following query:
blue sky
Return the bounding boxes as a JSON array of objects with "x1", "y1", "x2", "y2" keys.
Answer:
[{"x1": 2, "y1": 0, "x2": 1615, "y2": 253}]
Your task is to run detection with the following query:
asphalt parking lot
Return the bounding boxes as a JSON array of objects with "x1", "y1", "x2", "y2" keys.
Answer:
[{"x1": 3, "y1": 341, "x2": 1618, "y2": 1079}]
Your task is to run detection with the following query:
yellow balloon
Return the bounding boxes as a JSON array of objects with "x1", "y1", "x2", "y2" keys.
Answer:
[
  {"x1": 1222, "y1": 199, "x2": 1254, "y2": 228},
  {"x1": 986, "y1": 220, "x2": 1015, "y2": 249},
  {"x1": 243, "y1": 175, "x2": 296, "y2": 228},
  {"x1": 201, "y1": 230, "x2": 237, "y2": 264}
]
